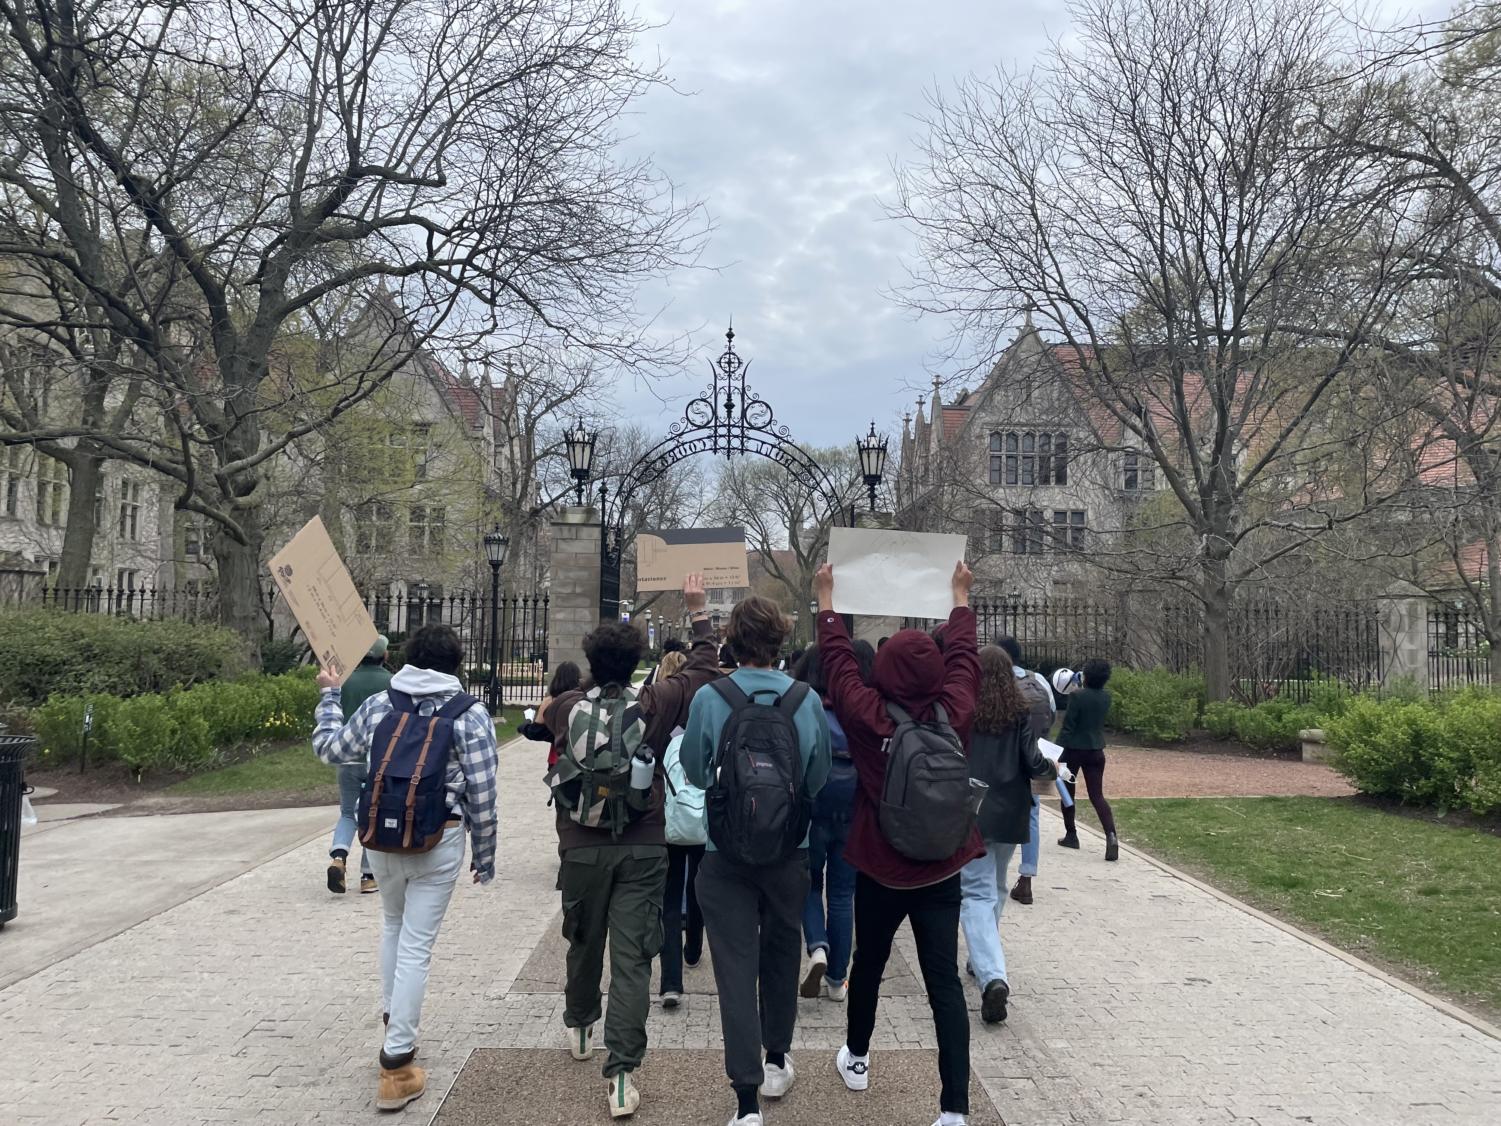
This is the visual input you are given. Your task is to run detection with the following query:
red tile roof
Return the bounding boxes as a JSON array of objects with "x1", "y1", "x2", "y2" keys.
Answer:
[{"x1": 942, "y1": 406, "x2": 970, "y2": 440}]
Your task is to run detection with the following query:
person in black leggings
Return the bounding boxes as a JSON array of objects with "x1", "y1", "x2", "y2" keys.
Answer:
[{"x1": 1056, "y1": 659, "x2": 1119, "y2": 861}]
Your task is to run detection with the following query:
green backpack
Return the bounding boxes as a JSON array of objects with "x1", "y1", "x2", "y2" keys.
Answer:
[{"x1": 546, "y1": 685, "x2": 650, "y2": 836}]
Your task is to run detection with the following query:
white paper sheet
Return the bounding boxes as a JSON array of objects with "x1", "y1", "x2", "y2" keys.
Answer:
[
  {"x1": 1039, "y1": 738, "x2": 1074, "y2": 783},
  {"x1": 826, "y1": 527, "x2": 968, "y2": 620}
]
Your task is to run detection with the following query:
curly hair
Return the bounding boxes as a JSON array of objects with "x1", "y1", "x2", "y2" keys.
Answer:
[{"x1": 973, "y1": 644, "x2": 1027, "y2": 734}]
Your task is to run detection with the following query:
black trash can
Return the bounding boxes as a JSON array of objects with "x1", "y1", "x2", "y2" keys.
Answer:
[{"x1": 0, "y1": 734, "x2": 34, "y2": 929}]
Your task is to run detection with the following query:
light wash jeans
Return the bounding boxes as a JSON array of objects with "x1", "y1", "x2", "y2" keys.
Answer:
[
  {"x1": 959, "y1": 841, "x2": 1019, "y2": 989},
  {"x1": 368, "y1": 825, "x2": 466, "y2": 1057},
  {"x1": 331, "y1": 764, "x2": 373, "y2": 877},
  {"x1": 1017, "y1": 797, "x2": 1040, "y2": 878}
]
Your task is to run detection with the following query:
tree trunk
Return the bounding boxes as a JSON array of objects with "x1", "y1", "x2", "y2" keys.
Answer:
[
  {"x1": 213, "y1": 524, "x2": 266, "y2": 662},
  {"x1": 1200, "y1": 556, "x2": 1232, "y2": 702},
  {"x1": 56, "y1": 450, "x2": 104, "y2": 588}
]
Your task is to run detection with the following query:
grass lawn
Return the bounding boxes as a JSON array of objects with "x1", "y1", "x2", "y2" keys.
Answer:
[
  {"x1": 167, "y1": 706, "x2": 534, "y2": 797},
  {"x1": 1095, "y1": 797, "x2": 1501, "y2": 1019}
]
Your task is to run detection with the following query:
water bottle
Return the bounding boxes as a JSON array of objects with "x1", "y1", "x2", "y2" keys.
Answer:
[{"x1": 630, "y1": 748, "x2": 655, "y2": 791}]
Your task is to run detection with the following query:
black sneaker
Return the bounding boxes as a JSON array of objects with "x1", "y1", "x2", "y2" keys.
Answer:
[{"x1": 981, "y1": 979, "x2": 1010, "y2": 1024}]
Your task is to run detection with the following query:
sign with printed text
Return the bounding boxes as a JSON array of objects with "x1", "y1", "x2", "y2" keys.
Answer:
[
  {"x1": 826, "y1": 527, "x2": 969, "y2": 620},
  {"x1": 267, "y1": 516, "x2": 378, "y2": 684},
  {"x1": 635, "y1": 526, "x2": 750, "y2": 592}
]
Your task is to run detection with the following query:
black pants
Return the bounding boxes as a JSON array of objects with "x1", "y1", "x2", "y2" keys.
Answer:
[
  {"x1": 846, "y1": 873, "x2": 969, "y2": 1115},
  {"x1": 1060, "y1": 750, "x2": 1116, "y2": 837},
  {"x1": 660, "y1": 843, "x2": 705, "y2": 994},
  {"x1": 696, "y1": 849, "x2": 810, "y2": 1089}
]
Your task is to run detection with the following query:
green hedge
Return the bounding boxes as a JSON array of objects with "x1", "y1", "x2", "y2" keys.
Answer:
[
  {"x1": 32, "y1": 668, "x2": 318, "y2": 778},
  {"x1": 0, "y1": 610, "x2": 247, "y2": 707},
  {"x1": 1200, "y1": 683, "x2": 1354, "y2": 751},
  {"x1": 1326, "y1": 687, "x2": 1501, "y2": 814},
  {"x1": 1104, "y1": 666, "x2": 1204, "y2": 742}
]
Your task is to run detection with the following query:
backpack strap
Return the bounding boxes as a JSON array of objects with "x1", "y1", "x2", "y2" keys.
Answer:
[
  {"x1": 365, "y1": 702, "x2": 412, "y2": 842},
  {"x1": 777, "y1": 681, "x2": 811, "y2": 720},
  {"x1": 885, "y1": 700, "x2": 913, "y2": 727},
  {"x1": 437, "y1": 692, "x2": 480, "y2": 721},
  {"x1": 710, "y1": 677, "x2": 753, "y2": 710},
  {"x1": 932, "y1": 702, "x2": 950, "y2": 727},
  {"x1": 387, "y1": 689, "x2": 416, "y2": 713}
]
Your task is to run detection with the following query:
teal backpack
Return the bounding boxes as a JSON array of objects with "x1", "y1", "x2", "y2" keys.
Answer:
[{"x1": 662, "y1": 733, "x2": 707, "y2": 846}]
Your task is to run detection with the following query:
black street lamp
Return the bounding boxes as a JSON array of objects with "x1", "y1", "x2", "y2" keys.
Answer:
[
  {"x1": 483, "y1": 525, "x2": 510, "y2": 715},
  {"x1": 566, "y1": 418, "x2": 597, "y2": 506},
  {"x1": 856, "y1": 420, "x2": 889, "y2": 512}
]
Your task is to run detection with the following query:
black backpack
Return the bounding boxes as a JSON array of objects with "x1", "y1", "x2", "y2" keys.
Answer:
[
  {"x1": 705, "y1": 679, "x2": 812, "y2": 866},
  {"x1": 879, "y1": 701, "x2": 973, "y2": 861},
  {"x1": 359, "y1": 690, "x2": 478, "y2": 853}
]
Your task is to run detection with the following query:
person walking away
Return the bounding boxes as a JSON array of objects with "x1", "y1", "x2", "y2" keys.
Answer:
[
  {"x1": 681, "y1": 595, "x2": 831, "y2": 1126},
  {"x1": 542, "y1": 621, "x2": 668, "y2": 1119},
  {"x1": 633, "y1": 576, "x2": 722, "y2": 1010},
  {"x1": 815, "y1": 560, "x2": 982, "y2": 1126},
  {"x1": 1056, "y1": 659, "x2": 1118, "y2": 860},
  {"x1": 959, "y1": 646, "x2": 1057, "y2": 1024},
  {"x1": 791, "y1": 640, "x2": 873, "y2": 1003},
  {"x1": 327, "y1": 636, "x2": 393, "y2": 895},
  {"x1": 312, "y1": 625, "x2": 498, "y2": 1113},
  {"x1": 521, "y1": 661, "x2": 583, "y2": 750},
  {"x1": 994, "y1": 637, "x2": 1054, "y2": 906}
]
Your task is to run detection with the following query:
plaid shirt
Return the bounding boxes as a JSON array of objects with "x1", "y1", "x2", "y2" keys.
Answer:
[{"x1": 312, "y1": 687, "x2": 500, "y2": 882}]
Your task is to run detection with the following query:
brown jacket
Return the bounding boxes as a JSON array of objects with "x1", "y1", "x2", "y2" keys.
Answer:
[{"x1": 542, "y1": 619, "x2": 719, "y2": 854}]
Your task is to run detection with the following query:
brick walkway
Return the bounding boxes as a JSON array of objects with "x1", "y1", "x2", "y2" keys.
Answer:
[{"x1": 1, "y1": 740, "x2": 1496, "y2": 1126}]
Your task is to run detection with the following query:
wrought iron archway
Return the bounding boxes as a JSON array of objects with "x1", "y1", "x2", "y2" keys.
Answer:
[{"x1": 597, "y1": 326, "x2": 848, "y2": 620}]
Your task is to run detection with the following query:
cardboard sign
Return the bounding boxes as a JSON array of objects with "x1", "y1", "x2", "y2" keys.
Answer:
[
  {"x1": 267, "y1": 516, "x2": 378, "y2": 683},
  {"x1": 636, "y1": 527, "x2": 750, "y2": 592},
  {"x1": 826, "y1": 527, "x2": 968, "y2": 620}
]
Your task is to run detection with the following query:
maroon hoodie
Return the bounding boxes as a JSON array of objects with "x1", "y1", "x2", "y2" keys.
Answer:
[{"x1": 817, "y1": 606, "x2": 984, "y2": 889}]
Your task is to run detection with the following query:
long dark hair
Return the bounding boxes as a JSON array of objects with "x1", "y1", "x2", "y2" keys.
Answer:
[
  {"x1": 973, "y1": 645, "x2": 1026, "y2": 734},
  {"x1": 547, "y1": 661, "x2": 582, "y2": 698}
]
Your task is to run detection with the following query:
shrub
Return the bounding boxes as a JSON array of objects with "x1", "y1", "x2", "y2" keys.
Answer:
[
  {"x1": 259, "y1": 637, "x2": 305, "y2": 676},
  {"x1": 0, "y1": 610, "x2": 247, "y2": 707},
  {"x1": 1105, "y1": 666, "x2": 1203, "y2": 742},
  {"x1": 1201, "y1": 700, "x2": 1240, "y2": 740},
  {"x1": 31, "y1": 670, "x2": 319, "y2": 778},
  {"x1": 1231, "y1": 698, "x2": 1320, "y2": 752}
]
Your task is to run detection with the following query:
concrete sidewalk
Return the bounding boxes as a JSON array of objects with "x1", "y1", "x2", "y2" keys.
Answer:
[
  {"x1": 0, "y1": 737, "x2": 1497, "y2": 1125},
  {"x1": 2, "y1": 805, "x2": 332, "y2": 990}
]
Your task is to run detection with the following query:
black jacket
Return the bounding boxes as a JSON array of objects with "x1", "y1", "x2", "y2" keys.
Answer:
[{"x1": 968, "y1": 720, "x2": 1057, "y2": 844}]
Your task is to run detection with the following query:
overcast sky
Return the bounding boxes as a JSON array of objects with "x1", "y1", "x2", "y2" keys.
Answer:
[{"x1": 610, "y1": 0, "x2": 1443, "y2": 455}]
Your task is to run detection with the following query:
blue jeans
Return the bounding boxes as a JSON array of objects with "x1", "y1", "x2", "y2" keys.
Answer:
[
  {"x1": 1018, "y1": 797, "x2": 1040, "y2": 878},
  {"x1": 332, "y1": 764, "x2": 373, "y2": 876},
  {"x1": 802, "y1": 813, "x2": 856, "y2": 984},
  {"x1": 959, "y1": 841, "x2": 1019, "y2": 988}
]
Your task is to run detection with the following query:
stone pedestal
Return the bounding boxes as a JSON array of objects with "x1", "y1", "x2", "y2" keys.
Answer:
[
  {"x1": 547, "y1": 508, "x2": 601, "y2": 672},
  {"x1": 1378, "y1": 589, "x2": 1430, "y2": 693}
]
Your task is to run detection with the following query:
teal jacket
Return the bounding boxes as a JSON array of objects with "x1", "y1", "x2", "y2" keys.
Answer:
[{"x1": 681, "y1": 666, "x2": 832, "y2": 851}]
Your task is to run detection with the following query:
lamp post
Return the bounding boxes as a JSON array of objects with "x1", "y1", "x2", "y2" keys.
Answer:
[
  {"x1": 413, "y1": 582, "x2": 429, "y2": 631},
  {"x1": 483, "y1": 525, "x2": 510, "y2": 715},
  {"x1": 856, "y1": 420, "x2": 889, "y2": 513},
  {"x1": 566, "y1": 418, "x2": 597, "y2": 507}
]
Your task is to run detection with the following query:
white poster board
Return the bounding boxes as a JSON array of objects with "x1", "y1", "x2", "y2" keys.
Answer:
[
  {"x1": 826, "y1": 527, "x2": 968, "y2": 620},
  {"x1": 267, "y1": 516, "x2": 378, "y2": 683}
]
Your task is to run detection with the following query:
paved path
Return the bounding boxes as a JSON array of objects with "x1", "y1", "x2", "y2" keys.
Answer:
[{"x1": 0, "y1": 741, "x2": 1496, "y2": 1126}]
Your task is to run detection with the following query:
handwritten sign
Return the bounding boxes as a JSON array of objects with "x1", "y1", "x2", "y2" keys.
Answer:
[
  {"x1": 636, "y1": 527, "x2": 750, "y2": 592},
  {"x1": 267, "y1": 516, "x2": 377, "y2": 684}
]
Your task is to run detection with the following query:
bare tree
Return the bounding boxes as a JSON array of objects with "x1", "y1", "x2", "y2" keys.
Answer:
[
  {"x1": 0, "y1": 0, "x2": 702, "y2": 645},
  {"x1": 892, "y1": 0, "x2": 1426, "y2": 699}
]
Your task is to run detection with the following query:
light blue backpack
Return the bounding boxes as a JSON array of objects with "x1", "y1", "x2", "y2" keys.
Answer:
[{"x1": 662, "y1": 733, "x2": 707, "y2": 846}]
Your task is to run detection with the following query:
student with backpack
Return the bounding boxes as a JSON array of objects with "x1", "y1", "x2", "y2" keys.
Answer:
[
  {"x1": 312, "y1": 625, "x2": 498, "y2": 1114},
  {"x1": 994, "y1": 636, "x2": 1055, "y2": 907},
  {"x1": 959, "y1": 646, "x2": 1058, "y2": 1024},
  {"x1": 680, "y1": 595, "x2": 832, "y2": 1126},
  {"x1": 791, "y1": 640, "x2": 873, "y2": 1004},
  {"x1": 327, "y1": 635, "x2": 393, "y2": 896},
  {"x1": 541, "y1": 621, "x2": 665, "y2": 1119},
  {"x1": 814, "y1": 560, "x2": 982, "y2": 1126}
]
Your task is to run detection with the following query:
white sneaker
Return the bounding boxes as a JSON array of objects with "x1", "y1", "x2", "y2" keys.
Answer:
[
  {"x1": 761, "y1": 1054, "x2": 795, "y2": 1098},
  {"x1": 569, "y1": 1023, "x2": 596, "y2": 1060},
  {"x1": 825, "y1": 978, "x2": 848, "y2": 1002},
  {"x1": 728, "y1": 1115, "x2": 763, "y2": 1126},
  {"x1": 800, "y1": 947, "x2": 828, "y2": 998},
  {"x1": 835, "y1": 1045, "x2": 869, "y2": 1091},
  {"x1": 661, "y1": 990, "x2": 681, "y2": 1010},
  {"x1": 931, "y1": 1116, "x2": 968, "y2": 1126},
  {"x1": 607, "y1": 1072, "x2": 639, "y2": 1118}
]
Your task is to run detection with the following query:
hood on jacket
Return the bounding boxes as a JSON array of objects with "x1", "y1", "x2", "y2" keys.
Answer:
[
  {"x1": 872, "y1": 629, "x2": 944, "y2": 717},
  {"x1": 390, "y1": 665, "x2": 465, "y2": 697}
]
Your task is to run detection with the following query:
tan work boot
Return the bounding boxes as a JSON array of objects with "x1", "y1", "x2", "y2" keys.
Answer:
[
  {"x1": 360, "y1": 873, "x2": 379, "y2": 894},
  {"x1": 376, "y1": 1063, "x2": 426, "y2": 1112},
  {"x1": 327, "y1": 856, "x2": 347, "y2": 894}
]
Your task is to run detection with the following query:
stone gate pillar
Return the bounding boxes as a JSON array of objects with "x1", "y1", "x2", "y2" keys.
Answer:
[
  {"x1": 548, "y1": 507, "x2": 601, "y2": 672},
  {"x1": 1378, "y1": 586, "x2": 1431, "y2": 693}
]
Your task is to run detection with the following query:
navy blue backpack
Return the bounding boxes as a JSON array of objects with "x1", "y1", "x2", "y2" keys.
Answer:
[{"x1": 358, "y1": 690, "x2": 477, "y2": 853}]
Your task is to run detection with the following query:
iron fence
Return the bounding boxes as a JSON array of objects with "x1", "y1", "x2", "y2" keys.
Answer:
[
  {"x1": 1163, "y1": 599, "x2": 1382, "y2": 703},
  {"x1": 1427, "y1": 602, "x2": 1492, "y2": 692},
  {"x1": 904, "y1": 597, "x2": 1126, "y2": 673},
  {"x1": 14, "y1": 583, "x2": 226, "y2": 621}
]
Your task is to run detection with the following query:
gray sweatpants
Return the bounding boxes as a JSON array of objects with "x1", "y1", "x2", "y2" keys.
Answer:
[{"x1": 695, "y1": 848, "x2": 811, "y2": 1089}]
